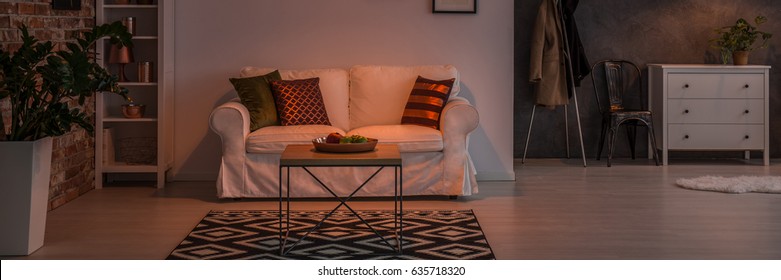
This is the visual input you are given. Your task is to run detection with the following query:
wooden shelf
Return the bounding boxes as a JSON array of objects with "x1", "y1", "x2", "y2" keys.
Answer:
[
  {"x1": 103, "y1": 36, "x2": 158, "y2": 40},
  {"x1": 118, "y1": 82, "x2": 158, "y2": 86},
  {"x1": 103, "y1": 117, "x2": 158, "y2": 123},
  {"x1": 104, "y1": 5, "x2": 158, "y2": 9},
  {"x1": 132, "y1": 36, "x2": 158, "y2": 40}
]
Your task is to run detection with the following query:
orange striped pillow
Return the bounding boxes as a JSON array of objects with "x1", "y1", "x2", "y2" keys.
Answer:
[{"x1": 401, "y1": 76, "x2": 455, "y2": 130}]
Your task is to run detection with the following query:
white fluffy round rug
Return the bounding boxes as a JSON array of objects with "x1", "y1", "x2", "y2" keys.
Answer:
[{"x1": 676, "y1": 176, "x2": 781, "y2": 194}]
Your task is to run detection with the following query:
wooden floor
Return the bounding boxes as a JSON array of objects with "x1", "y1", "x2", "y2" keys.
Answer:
[{"x1": 6, "y1": 158, "x2": 781, "y2": 260}]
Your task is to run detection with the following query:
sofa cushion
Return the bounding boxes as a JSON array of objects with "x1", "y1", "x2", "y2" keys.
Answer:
[
  {"x1": 270, "y1": 78, "x2": 331, "y2": 126},
  {"x1": 246, "y1": 125, "x2": 346, "y2": 153},
  {"x1": 229, "y1": 70, "x2": 281, "y2": 131},
  {"x1": 348, "y1": 65, "x2": 460, "y2": 130},
  {"x1": 240, "y1": 67, "x2": 350, "y2": 131},
  {"x1": 401, "y1": 76, "x2": 455, "y2": 130},
  {"x1": 347, "y1": 125, "x2": 443, "y2": 153}
]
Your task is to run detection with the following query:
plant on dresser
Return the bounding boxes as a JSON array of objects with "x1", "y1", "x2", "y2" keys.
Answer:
[{"x1": 710, "y1": 16, "x2": 772, "y2": 65}]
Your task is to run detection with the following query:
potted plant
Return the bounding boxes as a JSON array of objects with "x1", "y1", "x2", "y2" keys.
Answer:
[
  {"x1": 711, "y1": 16, "x2": 772, "y2": 65},
  {"x1": 0, "y1": 22, "x2": 131, "y2": 255},
  {"x1": 121, "y1": 97, "x2": 146, "y2": 118}
]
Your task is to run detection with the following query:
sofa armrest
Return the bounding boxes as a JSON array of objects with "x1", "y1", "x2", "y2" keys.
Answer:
[
  {"x1": 441, "y1": 96, "x2": 479, "y2": 137},
  {"x1": 209, "y1": 98, "x2": 250, "y2": 150},
  {"x1": 209, "y1": 99, "x2": 250, "y2": 197},
  {"x1": 440, "y1": 96, "x2": 479, "y2": 195}
]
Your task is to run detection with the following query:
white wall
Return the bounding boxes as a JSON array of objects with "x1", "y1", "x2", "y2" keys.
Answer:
[{"x1": 173, "y1": 0, "x2": 515, "y2": 181}]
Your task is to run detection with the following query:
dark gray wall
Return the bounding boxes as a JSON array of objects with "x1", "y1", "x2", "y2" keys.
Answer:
[{"x1": 514, "y1": 0, "x2": 781, "y2": 159}]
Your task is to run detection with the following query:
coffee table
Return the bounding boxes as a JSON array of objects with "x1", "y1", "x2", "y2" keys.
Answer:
[{"x1": 278, "y1": 144, "x2": 403, "y2": 256}]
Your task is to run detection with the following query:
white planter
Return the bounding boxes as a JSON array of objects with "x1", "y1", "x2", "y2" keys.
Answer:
[{"x1": 0, "y1": 137, "x2": 52, "y2": 255}]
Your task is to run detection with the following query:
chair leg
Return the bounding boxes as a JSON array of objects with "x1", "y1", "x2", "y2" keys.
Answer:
[
  {"x1": 597, "y1": 121, "x2": 607, "y2": 161},
  {"x1": 607, "y1": 126, "x2": 618, "y2": 167},
  {"x1": 626, "y1": 125, "x2": 637, "y2": 160}
]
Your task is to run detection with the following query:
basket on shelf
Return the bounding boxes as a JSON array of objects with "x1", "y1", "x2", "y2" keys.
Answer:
[{"x1": 118, "y1": 137, "x2": 157, "y2": 165}]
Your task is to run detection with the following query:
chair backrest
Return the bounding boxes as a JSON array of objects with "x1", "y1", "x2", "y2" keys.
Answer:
[{"x1": 590, "y1": 60, "x2": 643, "y2": 114}]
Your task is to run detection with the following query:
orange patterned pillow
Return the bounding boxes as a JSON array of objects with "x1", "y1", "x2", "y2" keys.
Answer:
[
  {"x1": 270, "y1": 78, "x2": 331, "y2": 126},
  {"x1": 401, "y1": 76, "x2": 455, "y2": 129}
]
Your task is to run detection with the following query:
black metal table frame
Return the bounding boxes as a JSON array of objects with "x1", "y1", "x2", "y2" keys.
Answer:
[{"x1": 278, "y1": 164, "x2": 403, "y2": 256}]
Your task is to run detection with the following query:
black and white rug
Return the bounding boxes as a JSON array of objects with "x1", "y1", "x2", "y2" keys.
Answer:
[{"x1": 167, "y1": 209, "x2": 495, "y2": 260}]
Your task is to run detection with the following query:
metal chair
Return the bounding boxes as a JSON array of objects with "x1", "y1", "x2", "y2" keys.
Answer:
[{"x1": 590, "y1": 60, "x2": 659, "y2": 167}]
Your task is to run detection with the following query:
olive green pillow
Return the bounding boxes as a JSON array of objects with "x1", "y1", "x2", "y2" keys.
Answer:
[{"x1": 229, "y1": 70, "x2": 282, "y2": 131}]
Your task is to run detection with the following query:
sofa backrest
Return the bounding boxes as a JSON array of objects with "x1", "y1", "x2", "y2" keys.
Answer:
[
  {"x1": 240, "y1": 67, "x2": 351, "y2": 131},
  {"x1": 238, "y1": 65, "x2": 459, "y2": 131},
  {"x1": 348, "y1": 65, "x2": 460, "y2": 129}
]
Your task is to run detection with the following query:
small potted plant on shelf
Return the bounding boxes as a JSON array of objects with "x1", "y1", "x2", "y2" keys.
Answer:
[
  {"x1": 711, "y1": 16, "x2": 773, "y2": 65},
  {"x1": 121, "y1": 97, "x2": 146, "y2": 118},
  {"x1": 0, "y1": 21, "x2": 131, "y2": 255}
]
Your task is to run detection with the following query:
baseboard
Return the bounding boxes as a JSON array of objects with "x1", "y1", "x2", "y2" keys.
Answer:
[
  {"x1": 172, "y1": 172, "x2": 515, "y2": 182},
  {"x1": 173, "y1": 173, "x2": 217, "y2": 182},
  {"x1": 476, "y1": 171, "x2": 515, "y2": 181}
]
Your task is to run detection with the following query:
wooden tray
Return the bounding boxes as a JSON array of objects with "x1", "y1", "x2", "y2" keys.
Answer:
[{"x1": 312, "y1": 137, "x2": 378, "y2": 153}]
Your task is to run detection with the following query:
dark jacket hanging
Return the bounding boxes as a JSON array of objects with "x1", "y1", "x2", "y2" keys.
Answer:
[{"x1": 561, "y1": 0, "x2": 590, "y2": 87}]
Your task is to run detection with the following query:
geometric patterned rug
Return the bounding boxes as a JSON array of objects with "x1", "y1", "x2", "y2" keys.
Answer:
[{"x1": 167, "y1": 210, "x2": 495, "y2": 260}]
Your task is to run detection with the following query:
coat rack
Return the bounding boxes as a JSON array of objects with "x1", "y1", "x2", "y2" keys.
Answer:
[{"x1": 522, "y1": 0, "x2": 587, "y2": 167}]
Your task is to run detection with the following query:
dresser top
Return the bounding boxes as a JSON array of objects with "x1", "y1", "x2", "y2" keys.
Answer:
[{"x1": 648, "y1": 64, "x2": 771, "y2": 69}]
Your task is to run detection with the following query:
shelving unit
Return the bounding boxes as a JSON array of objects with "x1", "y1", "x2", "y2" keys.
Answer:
[{"x1": 95, "y1": 0, "x2": 175, "y2": 188}]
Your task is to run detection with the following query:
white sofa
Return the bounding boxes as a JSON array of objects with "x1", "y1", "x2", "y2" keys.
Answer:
[{"x1": 209, "y1": 65, "x2": 479, "y2": 198}]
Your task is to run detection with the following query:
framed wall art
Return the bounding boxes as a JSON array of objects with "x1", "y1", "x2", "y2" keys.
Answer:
[{"x1": 433, "y1": 0, "x2": 477, "y2": 14}]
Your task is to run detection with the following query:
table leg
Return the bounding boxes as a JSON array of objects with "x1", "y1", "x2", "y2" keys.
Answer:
[
  {"x1": 399, "y1": 165, "x2": 403, "y2": 253},
  {"x1": 286, "y1": 166, "x2": 290, "y2": 251},
  {"x1": 278, "y1": 166, "x2": 292, "y2": 255},
  {"x1": 278, "y1": 166, "x2": 283, "y2": 255},
  {"x1": 394, "y1": 165, "x2": 399, "y2": 252}
]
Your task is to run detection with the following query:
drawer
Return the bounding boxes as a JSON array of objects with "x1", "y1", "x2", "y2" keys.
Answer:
[
  {"x1": 668, "y1": 124, "x2": 764, "y2": 150},
  {"x1": 667, "y1": 73, "x2": 764, "y2": 99},
  {"x1": 667, "y1": 99, "x2": 764, "y2": 124}
]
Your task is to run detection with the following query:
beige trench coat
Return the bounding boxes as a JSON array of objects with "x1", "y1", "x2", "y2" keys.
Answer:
[{"x1": 529, "y1": 0, "x2": 569, "y2": 107}]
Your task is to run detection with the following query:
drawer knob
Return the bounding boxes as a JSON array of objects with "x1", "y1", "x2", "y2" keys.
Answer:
[
  {"x1": 745, "y1": 135, "x2": 750, "y2": 139},
  {"x1": 684, "y1": 135, "x2": 689, "y2": 139},
  {"x1": 684, "y1": 84, "x2": 690, "y2": 88},
  {"x1": 684, "y1": 109, "x2": 689, "y2": 114},
  {"x1": 744, "y1": 84, "x2": 750, "y2": 88},
  {"x1": 744, "y1": 110, "x2": 750, "y2": 114}
]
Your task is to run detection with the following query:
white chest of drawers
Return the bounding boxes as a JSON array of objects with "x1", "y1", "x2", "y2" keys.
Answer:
[{"x1": 648, "y1": 64, "x2": 770, "y2": 165}]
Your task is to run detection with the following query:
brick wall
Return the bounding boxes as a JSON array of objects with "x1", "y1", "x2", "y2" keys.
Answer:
[{"x1": 1, "y1": 0, "x2": 97, "y2": 211}]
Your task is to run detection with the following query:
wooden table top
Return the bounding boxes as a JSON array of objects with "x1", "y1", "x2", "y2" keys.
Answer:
[{"x1": 279, "y1": 144, "x2": 401, "y2": 166}]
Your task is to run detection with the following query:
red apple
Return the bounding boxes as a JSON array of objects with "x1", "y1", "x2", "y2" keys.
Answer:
[{"x1": 325, "y1": 132, "x2": 343, "y2": 143}]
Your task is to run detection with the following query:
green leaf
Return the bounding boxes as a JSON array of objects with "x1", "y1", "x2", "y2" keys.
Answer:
[
  {"x1": 711, "y1": 15, "x2": 772, "y2": 53},
  {"x1": 0, "y1": 22, "x2": 133, "y2": 141}
]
